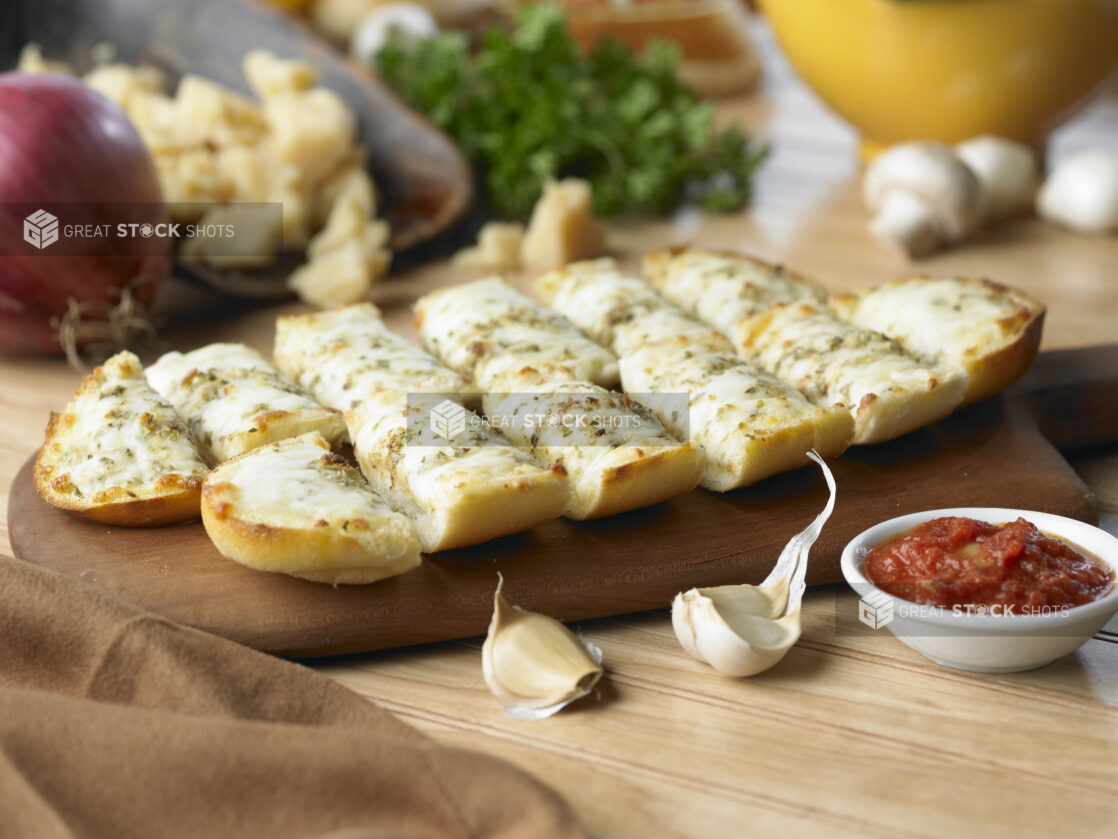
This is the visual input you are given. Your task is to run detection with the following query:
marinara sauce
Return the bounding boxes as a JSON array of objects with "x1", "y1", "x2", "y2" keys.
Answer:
[{"x1": 863, "y1": 517, "x2": 1114, "y2": 611}]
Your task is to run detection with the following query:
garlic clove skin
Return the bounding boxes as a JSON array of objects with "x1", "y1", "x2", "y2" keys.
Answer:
[
  {"x1": 351, "y1": 4, "x2": 439, "y2": 66},
  {"x1": 672, "y1": 451, "x2": 836, "y2": 678},
  {"x1": 1037, "y1": 149, "x2": 1118, "y2": 235},
  {"x1": 954, "y1": 135, "x2": 1039, "y2": 224},
  {"x1": 673, "y1": 587, "x2": 802, "y2": 678},
  {"x1": 482, "y1": 576, "x2": 604, "y2": 721}
]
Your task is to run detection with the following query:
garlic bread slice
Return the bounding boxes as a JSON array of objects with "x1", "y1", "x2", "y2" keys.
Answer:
[
  {"x1": 830, "y1": 276, "x2": 1045, "y2": 405},
  {"x1": 273, "y1": 303, "x2": 469, "y2": 410},
  {"x1": 621, "y1": 342, "x2": 853, "y2": 491},
  {"x1": 414, "y1": 277, "x2": 619, "y2": 390},
  {"x1": 535, "y1": 258, "x2": 731, "y2": 357},
  {"x1": 146, "y1": 343, "x2": 345, "y2": 464},
  {"x1": 642, "y1": 247, "x2": 826, "y2": 346},
  {"x1": 415, "y1": 273, "x2": 701, "y2": 516},
  {"x1": 537, "y1": 260, "x2": 853, "y2": 490},
  {"x1": 481, "y1": 379, "x2": 704, "y2": 519},
  {"x1": 34, "y1": 351, "x2": 209, "y2": 526},
  {"x1": 741, "y1": 302, "x2": 967, "y2": 445},
  {"x1": 346, "y1": 393, "x2": 569, "y2": 552},
  {"x1": 201, "y1": 432, "x2": 421, "y2": 584}
]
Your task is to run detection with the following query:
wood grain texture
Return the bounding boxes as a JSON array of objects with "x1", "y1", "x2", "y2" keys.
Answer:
[{"x1": 6, "y1": 370, "x2": 1105, "y2": 655}]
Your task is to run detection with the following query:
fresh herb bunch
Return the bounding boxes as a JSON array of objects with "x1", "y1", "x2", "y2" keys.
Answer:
[{"x1": 375, "y1": 4, "x2": 767, "y2": 217}]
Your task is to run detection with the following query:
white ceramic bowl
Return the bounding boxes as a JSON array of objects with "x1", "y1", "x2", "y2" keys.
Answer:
[{"x1": 840, "y1": 508, "x2": 1118, "y2": 673}]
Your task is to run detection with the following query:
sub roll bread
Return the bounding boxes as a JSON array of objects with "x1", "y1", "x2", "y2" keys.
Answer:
[
  {"x1": 535, "y1": 260, "x2": 853, "y2": 490},
  {"x1": 414, "y1": 277, "x2": 703, "y2": 518},
  {"x1": 643, "y1": 249, "x2": 969, "y2": 444},
  {"x1": 34, "y1": 351, "x2": 209, "y2": 526},
  {"x1": 274, "y1": 305, "x2": 568, "y2": 550},
  {"x1": 146, "y1": 343, "x2": 345, "y2": 464}
]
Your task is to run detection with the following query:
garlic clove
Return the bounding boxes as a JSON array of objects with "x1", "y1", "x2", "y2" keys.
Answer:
[
  {"x1": 482, "y1": 575, "x2": 603, "y2": 721},
  {"x1": 673, "y1": 587, "x2": 802, "y2": 678},
  {"x1": 673, "y1": 451, "x2": 836, "y2": 678}
]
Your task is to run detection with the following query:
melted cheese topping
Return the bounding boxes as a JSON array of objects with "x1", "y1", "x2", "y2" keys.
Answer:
[
  {"x1": 834, "y1": 277, "x2": 1036, "y2": 372},
  {"x1": 482, "y1": 381, "x2": 683, "y2": 481},
  {"x1": 416, "y1": 278, "x2": 618, "y2": 389},
  {"x1": 208, "y1": 433, "x2": 415, "y2": 545},
  {"x1": 347, "y1": 394, "x2": 548, "y2": 511},
  {"x1": 537, "y1": 259, "x2": 731, "y2": 356},
  {"x1": 644, "y1": 250, "x2": 825, "y2": 337},
  {"x1": 621, "y1": 346, "x2": 821, "y2": 450},
  {"x1": 146, "y1": 343, "x2": 335, "y2": 462},
  {"x1": 538, "y1": 259, "x2": 830, "y2": 472},
  {"x1": 744, "y1": 302, "x2": 951, "y2": 409},
  {"x1": 44, "y1": 352, "x2": 208, "y2": 498},
  {"x1": 273, "y1": 304, "x2": 467, "y2": 410}
]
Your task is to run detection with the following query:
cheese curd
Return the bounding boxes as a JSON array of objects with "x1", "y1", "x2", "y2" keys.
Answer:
[{"x1": 18, "y1": 45, "x2": 390, "y2": 304}]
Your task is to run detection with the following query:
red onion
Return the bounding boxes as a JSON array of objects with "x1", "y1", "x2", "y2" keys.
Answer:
[{"x1": 0, "y1": 73, "x2": 170, "y2": 357}]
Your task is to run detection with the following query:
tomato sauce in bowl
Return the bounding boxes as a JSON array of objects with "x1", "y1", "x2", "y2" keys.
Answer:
[{"x1": 863, "y1": 516, "x2": 1115, "y2": 613}]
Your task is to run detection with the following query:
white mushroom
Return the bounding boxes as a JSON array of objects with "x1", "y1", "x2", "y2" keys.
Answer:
[
  {"x1": 351, "y1": 3, "x2": 438, "y2": 66},
  {"x1": 954, "y1": 135, "x2": 1039, "y2": 223},
  {"x1": 863, "y1": 141, "x2": 982, "y2": 258},
  {"x1": 1037, "y1": 149, "x2": 1118, "y2": 235}
]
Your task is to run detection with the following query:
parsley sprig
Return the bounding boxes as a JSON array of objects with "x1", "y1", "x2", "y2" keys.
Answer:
[{"x1": 375, "y1": 4, "x2": 767, "y2": 217}]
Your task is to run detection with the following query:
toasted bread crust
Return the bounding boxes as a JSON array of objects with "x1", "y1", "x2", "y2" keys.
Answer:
[{"x1": 561, "y1": 442, "x2": 704, "y2": 520}]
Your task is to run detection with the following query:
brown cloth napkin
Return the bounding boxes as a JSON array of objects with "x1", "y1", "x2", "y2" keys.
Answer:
[{"x1": 0, "y1": 552, "x2": 587, "y2": 839}]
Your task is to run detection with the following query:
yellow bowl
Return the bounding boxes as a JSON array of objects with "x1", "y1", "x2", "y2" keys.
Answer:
[{"x1": 760, "y1": 0, "x2": 1118, "y2": 159}]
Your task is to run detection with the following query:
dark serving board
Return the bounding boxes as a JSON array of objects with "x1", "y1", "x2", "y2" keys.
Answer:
[{"x1": 8, "y1": 346, "x2": 1117, "y2": 657}]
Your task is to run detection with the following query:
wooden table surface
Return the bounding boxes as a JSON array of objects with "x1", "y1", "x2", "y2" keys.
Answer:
[{"x1": 4, "y1": 22, "x2": 1118, "y2": 839}]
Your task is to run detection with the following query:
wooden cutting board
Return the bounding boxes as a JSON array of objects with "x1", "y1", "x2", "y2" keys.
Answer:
[{"x1": 8, "y1": 346, "x2": 1116, "y2": 657}]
